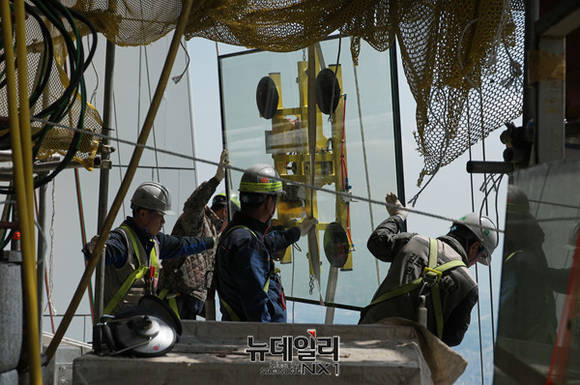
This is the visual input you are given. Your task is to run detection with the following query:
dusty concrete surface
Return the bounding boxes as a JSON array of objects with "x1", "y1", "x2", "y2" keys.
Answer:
[{"x1": 73, "y1": 320, "x2": 461, "y2": 385}]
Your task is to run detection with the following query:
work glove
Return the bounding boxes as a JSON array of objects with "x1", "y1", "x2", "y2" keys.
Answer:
[
  {"x1": 215, "y1": 149, "x2": 229, "y2": 182},
  {"x1": 85, "y1": 235, "x2": 106, "y2": 258},
  {"x1": 299, "y1": 217, "x2": 318, "y2": 236},
  {"x1": 385, "y1": 192, "x2": 407, "y2": 220}
]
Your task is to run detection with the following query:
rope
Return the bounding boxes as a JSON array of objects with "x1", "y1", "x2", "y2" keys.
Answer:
[
  {"x1": 184, "y1": 45, "x2": 198, "y2": 187},
  {"x1": 465, "y1": 94, "x2": 485, "y2": 385},
  {"x1": 352, "y1": 40, "x2": 380, "y2": 286},
  {"x1": 30, "y1": 116, "x2": 507, "y2": 234},
  {"x1": 478, "y1": 84, "x2": 496, "y2": 353},
  {"x1": 144, "y1": 46, "x2": 161, "y2": 183},
  {"x1": 112, "y1": 91, "x2": 127, "y2": 218},
  {"x1": 73, "y1": 169, "x2": 95, "y2": 321},
  {"x1": 44, "y1": 180, "x2": 57, "y2": 316},
  {"x1": 32, "y1": 190, "x2": 55, "y2": 333}
]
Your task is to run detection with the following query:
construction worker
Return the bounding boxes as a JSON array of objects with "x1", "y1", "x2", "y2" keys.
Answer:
[
  {"x1": 211, "y1": 192, "x2": 241, "y2": 232},
  {"x1": 215, "y1": 163, "x2": 317, "y2": 322},
  {"x1": 84, "y1": 182, "x2": 215, "y2": 315},
  {"x1": 158, "y1": 150, "x2": 240, "y2": 319},
  {"x1": 497, "y1": 185, "x2": 569, "y2": 344},
  {"x1": 359, "y1": 193, "x2": 497, "y2": 346}
]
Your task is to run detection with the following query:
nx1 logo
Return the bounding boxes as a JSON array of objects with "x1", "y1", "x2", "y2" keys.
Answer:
[{"x1": 245, "y1": 329, "x2": 341, "y2": 376}]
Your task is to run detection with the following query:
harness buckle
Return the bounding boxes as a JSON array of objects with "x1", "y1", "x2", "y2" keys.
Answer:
[{"x1": 422, "y1": 266, "x2": 442, "y2": 287}]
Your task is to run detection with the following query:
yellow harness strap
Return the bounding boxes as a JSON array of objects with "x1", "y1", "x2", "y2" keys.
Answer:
[
  {"x1": 103, "y1": 225, "x2": 160, "y2": 314},
  {"x1": 367, "y1": 238, "x2": 465, "y2": 339}
]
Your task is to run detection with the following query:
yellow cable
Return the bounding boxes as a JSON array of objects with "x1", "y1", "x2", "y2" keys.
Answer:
[
  {"x1": 15, "y1": 0, "x2": 36, "y2": 247},
  {"x1": 1, "y1": 2, "x2": 42, "y2": 384}
]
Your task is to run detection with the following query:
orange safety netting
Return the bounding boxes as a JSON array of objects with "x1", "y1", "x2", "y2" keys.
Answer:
[{"x1": 70, "y1": 0, "x2": 524, "y2": 183}]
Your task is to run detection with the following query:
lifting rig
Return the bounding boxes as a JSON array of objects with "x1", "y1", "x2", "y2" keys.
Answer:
[{"x1": 258, "y1": 46, "x2": 353, "y2": 322}]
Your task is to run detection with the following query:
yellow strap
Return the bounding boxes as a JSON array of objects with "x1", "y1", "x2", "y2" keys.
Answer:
[
  {"x1": 239, "y1": 181, "x2": 283, "y2": 193},
  {"x1": 370, "y1": 278, "x2": 423, "y2": 306},
  {"x1": 158, "y1": 288, "x2": 181, "y2": 319},
  {"x1": 428, "y1": 237, "x2": 438, "y2": 268},
  {"x1": 167, "y1": 297, "x2": 180, "y2": 320},
  {"x1": 505, "y1": 250, "x2": 522, "y2": 263},
  {"x1": 103, "y1": 226, "x2": 160, "y2": 314},
  {"x1": 121, "y1": 225, "x2": 160, "y2": 274},
  {"x1": 220, "y1": 298, "x2": 241, "y2": 321},
  {"x1": 368, "y1": 238, "x2": 466, "y2": 339},
  {"x1": 103, "y1": 265, "x2": 149, "y2": 314}
]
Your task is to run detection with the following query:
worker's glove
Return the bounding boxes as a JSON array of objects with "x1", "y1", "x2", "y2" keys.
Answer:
[
  {"x1": 86, "y1": 235, "x2": 106, "y2": 257},
  {"x1": 385, "y1": 192, "x2": 407, "y2": 220},
  {"x1": 299, "y1": 217, "x2": 318, "y2": 236},
  {"x1": 215, "y1": 149, "x2": 229, "y2": 182}
]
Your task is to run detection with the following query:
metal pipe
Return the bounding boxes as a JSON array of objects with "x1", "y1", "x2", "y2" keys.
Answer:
[
  {"x1": 36, "y1": 181, "x2": 47, "y2": 331},
  {"x1": 45, "y1": 0, "x2": 196, "y2": 361},
  {"x1": 390, "y1": 43, "x2": 406, "y2": 207},
  {"x1": 94, "y1": 39, "x2": 116, "y2": 352},
  {"x1": 2, "y1": 1, "x2": 41, "y2": 383}
]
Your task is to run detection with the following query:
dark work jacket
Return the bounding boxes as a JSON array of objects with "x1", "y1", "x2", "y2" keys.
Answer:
[
  {"x1": 82, "y1": 217, "x2": 214, "y2": 313},
  {"x1": 360, "y1": 216, "x2": 478, "y2": 346},
  {"x1": 215, "y1": 212, "x2": 300, "y2": 322}
]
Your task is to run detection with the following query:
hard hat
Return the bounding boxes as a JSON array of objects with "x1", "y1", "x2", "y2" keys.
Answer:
[
  {"x1": 99, "y1": 296, "x2": 181, "y2": 357},
  {"x1": 212, "y1": 192, "x2": 241, "y2": 213},
  {"x1": 454, "y1": 213, "x2": 498, "y2": 265},
  {"x1": 506, "y1": 185, "x2": 530, "y2": 216},
  {"x1": 239, "y1": 163, "x2": 284, "y2": 203},
  {"x1": 131, "y1": 182, "x2": 174, "y2": 215}
]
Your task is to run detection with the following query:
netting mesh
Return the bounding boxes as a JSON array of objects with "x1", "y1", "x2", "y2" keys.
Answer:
[
  {"x1": 0, "y1": 7, "x2": 101, "y2": 170},
  {"x1": 69, "y1": 0, "x2": 523, "y2": 181}
]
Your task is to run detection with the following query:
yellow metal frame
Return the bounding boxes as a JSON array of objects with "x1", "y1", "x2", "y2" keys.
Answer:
[
  {"x1": 1, "y1": 1, "x2": 42, "y2": 383},
  {"x1": 266, "y1": 51, "x2": 353, "y2": 270}
]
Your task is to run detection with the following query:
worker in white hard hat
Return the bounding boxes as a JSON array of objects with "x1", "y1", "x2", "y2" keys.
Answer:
[
  {"x1": 359, "y1": 193, "x2": 498, "y2": 346},
  {"x1": 83, "y1": 181, "x2": 215, "y2": 315}
]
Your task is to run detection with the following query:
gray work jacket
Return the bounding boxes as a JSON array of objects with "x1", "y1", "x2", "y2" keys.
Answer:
[{"x1": 360, "y1": 216, "x2": 478, "y2": 346}]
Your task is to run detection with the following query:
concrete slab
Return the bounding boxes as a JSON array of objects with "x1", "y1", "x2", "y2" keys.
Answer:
[{"x1": 73, "y1": 321, "x2": 447, "y2": 385}]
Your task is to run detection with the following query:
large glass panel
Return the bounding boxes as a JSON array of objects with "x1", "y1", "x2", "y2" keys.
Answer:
[
  {"x1": 218, "y1": 36, "x2": 400, "y2": 319},
  {"x1": 494, "y1": 160, "x2": 580, "y2": 384}
]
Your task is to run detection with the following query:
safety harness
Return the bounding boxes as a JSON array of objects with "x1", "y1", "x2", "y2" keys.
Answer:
[
  {"x1": 365, "y1": 238, "x2": 465, "y2": 338},
  {"x1": 103, "y1": 225, "x2": 160, "y2": 314},
  {"x1": 217, "y1": 225, "x2": 273, "y2": 321}
]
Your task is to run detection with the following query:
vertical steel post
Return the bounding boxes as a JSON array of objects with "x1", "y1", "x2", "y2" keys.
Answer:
[{"x1": 94, "y1": 40, "x2": 116, "y2": 351}]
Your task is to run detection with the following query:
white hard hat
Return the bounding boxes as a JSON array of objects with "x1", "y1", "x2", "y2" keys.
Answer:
[{"x1": 454, "y1": 213, "x2": 498, "y2": 265}]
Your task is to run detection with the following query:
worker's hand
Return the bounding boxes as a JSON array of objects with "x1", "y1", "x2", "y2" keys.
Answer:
[
  {"x1": 385, "y1": 193, "x2": 407, "y2": 220},
  {"x1": 299, "y1": 217, "x2": 318, "y2": 236},
  {"x1": 87, "y1": 235, "x2": 105, "y2": 256},
  {"x1": 215, "y1": 149, "x2": 229, "y2": 182}
]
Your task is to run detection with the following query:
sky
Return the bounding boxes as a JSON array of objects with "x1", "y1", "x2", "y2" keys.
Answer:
[{"x1": 36, "y1": 33, "x2": 510, "y2": 385}]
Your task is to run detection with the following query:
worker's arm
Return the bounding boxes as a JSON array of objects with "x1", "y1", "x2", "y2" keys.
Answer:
[
  {"x1": 367, "y1": 215, "x2": 414, "y2": 262},
  {"x1": 156, "y1": 232, "x2": 215, "y2": 260},
  {"x1": 264, "y1": 227, "x2": 301, "y2": 253},
  {"x1": 173, "y1": 177, "x2": 220, "y2": 236},
  {"x1": 232, "y1": 236, "x2": 273, "y2": 322},
  {"x1": 82, "y1": 230, "x2": 129, "y2": 268},
  {"x1": 442, "y1": 286, "x2": 478, "y2": 347}
]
